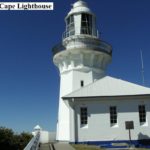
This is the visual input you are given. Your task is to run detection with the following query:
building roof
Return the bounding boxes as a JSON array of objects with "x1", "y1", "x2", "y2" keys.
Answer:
[{"x1": 63, "y1": 76, "x2": 150, "y2": 99}]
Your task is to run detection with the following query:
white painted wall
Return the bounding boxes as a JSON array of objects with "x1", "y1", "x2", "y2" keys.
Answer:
[
  {"x1": 57, "y1": 71, "x2": 73, "y2": 141},
  {"x1": 73, "y1": 97, "x2": 150, "y2": 142},
  {"x1": 40, "y1": 131, "x2": 50, "y2": 143},
  {"x1": 32, "y1": 130, "x2": 51, "y2": 144},
  {"x1": 72, "y1": 70, "x2": 93, "y2": 91},
  {"x1": 57, "y1": 69, "x2": 100, "y2": 141}
]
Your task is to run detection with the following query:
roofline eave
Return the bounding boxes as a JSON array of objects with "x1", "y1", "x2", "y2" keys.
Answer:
[{"x1": 62, "y1": 94, "x2": 150, "y2": 101}]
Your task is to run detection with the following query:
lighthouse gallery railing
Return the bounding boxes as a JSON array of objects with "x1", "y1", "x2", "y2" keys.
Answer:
[{"x1": 52, "y1": 40, "x2": 112, "y2": 56}]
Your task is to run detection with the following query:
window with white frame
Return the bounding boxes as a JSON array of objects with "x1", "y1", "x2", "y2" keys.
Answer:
[
  {"x1": 80, "y1": 107, "x2": 88, "y2": 125},
  {"x1": 110, "y1": 106, "x2": 117, "y2": 125},
  {"x1": 81, "y1": 13, "x2": 92, "y2": 35},
  {"x1": 66, "y1": 15, "x2": 75, "y2": 37},
  {"x1": 139, "y1": 105, "x2": 146, "y2": 124}
]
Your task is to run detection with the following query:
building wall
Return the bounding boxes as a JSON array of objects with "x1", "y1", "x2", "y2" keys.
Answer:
[
  {"x1": 73, "y1": 97, "x2": 150, "y2": 142},
  {"x1": 40, "y1": 131, "x2": 50, "y2": 144},
  {"x1": 57, "y1": 70, "x2": 97, "y2": 141},
  {"x1": 72, "y1": 70, "x2": 93, "y2": 91},
  {"x1": 57, "y1": 71, "x2": 73, "y2": 141}
]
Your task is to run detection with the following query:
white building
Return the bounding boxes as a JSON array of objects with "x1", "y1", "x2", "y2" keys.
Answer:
[
  {"x1": 32, "y1": 125, "x2": 56, "y2": 144},
  {"x1": 52, "y1": 0, "x2": 150, "y2": 147}
]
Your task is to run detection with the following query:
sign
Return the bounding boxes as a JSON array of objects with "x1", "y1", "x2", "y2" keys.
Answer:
[
  {"x1": 125, "y1": 121, "x2": 134, "y2": 130},
  {"x1": 0, "y1": 2, "x2": 54, "y2": 11}
]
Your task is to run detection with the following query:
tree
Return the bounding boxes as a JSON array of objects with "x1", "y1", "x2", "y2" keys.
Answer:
[
  {"x1": 0, "y1": 127, "x2": 14, "y2": 150},
  {"x1": 0, "y1": 126, "x2": 33, "y2": 150}
]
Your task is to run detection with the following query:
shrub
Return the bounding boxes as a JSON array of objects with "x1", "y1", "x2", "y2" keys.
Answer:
[{"x1": 0, "y1": 126, "x2": 32, "y2": 150}]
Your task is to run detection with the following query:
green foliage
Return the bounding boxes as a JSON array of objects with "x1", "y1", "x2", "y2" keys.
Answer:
[{"x1": 0, "y1": 126, "x2": 33, "y2": 150}]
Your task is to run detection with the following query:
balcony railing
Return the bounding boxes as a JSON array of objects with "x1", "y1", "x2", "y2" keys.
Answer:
[
  {"x1": 24, "y1": 132, "x2": 40, "y2": 150},
  {"x1": 99, "y1": 41, "x2": 112, "y2": 54},
  {"x1": 52, "y1": 43, "x2": 65, "y2": 56},
  {"x1": 62, "y1": 29, "x2": 99, "y2": 39},
  {"x1": 52, "y1": 40, "x2": 112, "y2": 56}
]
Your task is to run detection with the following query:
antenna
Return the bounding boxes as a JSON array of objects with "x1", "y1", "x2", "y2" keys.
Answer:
[{"x1": 140, "y1": 50, "x2": 145, "y2": 85}]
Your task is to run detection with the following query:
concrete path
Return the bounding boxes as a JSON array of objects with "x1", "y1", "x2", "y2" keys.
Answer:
[
  {"x1": 54, "y1": 143, "x2": 75, "y2": 150},
  {"x1": 39, "y1": 143, "x2": 50, "y2": 150}
]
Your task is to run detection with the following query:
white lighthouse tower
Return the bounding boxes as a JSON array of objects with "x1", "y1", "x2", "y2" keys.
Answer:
[{"x1": 52, "y1": 0, "x2": 112, "y2": 141}]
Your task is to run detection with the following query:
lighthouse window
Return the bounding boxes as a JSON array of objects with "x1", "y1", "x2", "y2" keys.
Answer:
[
  {"x1": 81, "y1": 13, "x2": 92, "y2": 35},
  {"x1": 66, "y1": 15, "x2": 75, "y2": 37},
  {"x1": 80, "y1": 107, "x2": 88, "y2": 125},
  {"x1": 110, "y1": 106, "x2": 117, "y2": 125},
  {"x1": 81, "y1": 80, "x2": 84, "y2": 87},
  {"x1": 139, "y1": 105, "x2": 146, "y2": 124}
]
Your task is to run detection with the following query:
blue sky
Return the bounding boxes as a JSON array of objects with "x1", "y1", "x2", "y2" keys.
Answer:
[{"x1": 0, "y1": 0, "x2": 150, "y2": 133}]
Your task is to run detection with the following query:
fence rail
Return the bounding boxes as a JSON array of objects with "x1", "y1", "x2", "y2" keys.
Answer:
[{"x1": 24, "y1": 132, "x2": 40, "y2": 150}]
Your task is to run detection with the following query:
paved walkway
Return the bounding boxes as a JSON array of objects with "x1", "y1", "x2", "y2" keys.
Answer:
[
  {"x1": 39, "y1": 143, "x2": 50, "y2": 150},
  {"x1": 54, "y1": 143, "x2": 75, "y2": 150},
  {"x1": 39, "y1": 143, "x2": 75, "y2": 150}
]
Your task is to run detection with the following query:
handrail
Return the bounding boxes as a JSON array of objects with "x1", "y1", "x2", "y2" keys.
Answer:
[
  {"x1": 52, "y1": 39, "x2": 112, "y2": 56},
  {"x1": 24, "y1": 132, "x2": 40, "y2": 150},
  {"x1": 62, "y1": 29, "x2": 99, "y2": 39},
  {"x1": 52, "y1": 43, "x2": 65, "y2": 56}
]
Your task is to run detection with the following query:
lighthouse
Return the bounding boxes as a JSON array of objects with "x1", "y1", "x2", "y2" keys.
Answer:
[
  {"x1": 52, "y1": 0, "x2": 150, "y2": 147},
  {"x1": 52, "y1": 0, "x2": 112, "y2": 141}
]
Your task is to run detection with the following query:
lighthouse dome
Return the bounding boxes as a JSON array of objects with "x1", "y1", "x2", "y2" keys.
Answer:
[
  {"x1": 68, "y1": 0, "x2": 92, "y2": 16},
  {"x1": 34, "y1": 125, "x2": 42, "y2": 131}
]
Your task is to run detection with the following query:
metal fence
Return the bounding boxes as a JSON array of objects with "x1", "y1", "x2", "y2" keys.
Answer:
[{"x1": 24, "y1": 132, "x2": 40, "y2": 150}]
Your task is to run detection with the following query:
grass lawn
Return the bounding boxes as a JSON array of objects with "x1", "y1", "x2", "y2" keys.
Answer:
[{"x1": 72, "y1": 144, "x2": 150, "y2": 150}]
